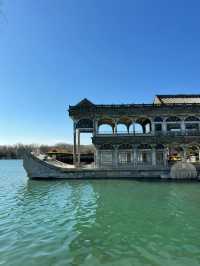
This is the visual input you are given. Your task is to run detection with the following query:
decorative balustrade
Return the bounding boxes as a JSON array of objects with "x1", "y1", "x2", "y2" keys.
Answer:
[
  {"x1": 95, "y1": 130, "x2": 200, "y2": 137},
  {"x1": 96, "y1": 131, "x2": 152, "y2": 135}
]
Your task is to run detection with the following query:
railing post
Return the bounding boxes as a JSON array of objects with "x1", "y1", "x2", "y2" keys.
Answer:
[
  {"x1": 114, "y1": 120, "x2": 118, "y2": 135},
  {"x1": 163, "y1": 148, "x2": 168, "y2": 167},
  {"x1": 152, "y1": 147, "x2": 156, "y2": 166},
  {"x1": 95, "y1": 146, "x2": 100, "y2": 168},
  {"x1": 94, "y1": 120, "x2": 98, "y2": 135},
  {"x1": 132, "y1": 121, "x2": 135, "y2": 135},
  {"x1": 181, "y1": 120, "x2": 185, "y2": 134},
  {"x1": 151, "y1": 118, "x2": 155, "y2": 135},
  {"x1": 133, "y1": 145, "x2": 137, "y2": 167},
  {"x1": 113, "y1": 145, "x2": 118, "y2": 168},
  {"x1": 163, "y1": 120, "x2": 167, "y2": 135}
]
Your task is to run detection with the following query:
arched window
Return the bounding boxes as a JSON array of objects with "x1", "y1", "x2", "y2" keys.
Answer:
[
  {"x1": 186, "y1": 145, "x2": 199, "y2": 162},
  {"x1": 76, "y1": 119, "x2": 93, "y2": 129},
  {"x1": 134, "y1": 123, "x2": 143, "y2": 133},
  {"x1": 118, "y1": 144, "x2": 132, "y2": 149},
  {"x1": 166, "y1": 116, "x2": 181, "y2": 122},
  {"x1": 185, "y1": 116, "x2": 199, "y2": 121},
  {"x1": 137, "y1": 144, "x2": 152, "y2": 164},
  {"x1": 98, "y1": 118, "x2": 114, "y2": 134},
  {"x1": 155, "y1": 144, "x2": 164, "y2": 150},
  {"x1": 99, "y1": 144, "x2": 114, "y2": 150},
  {"x1": 138, "y1": 144, "x2": 152, "y2": 150},
  {"x1": 166, "y1": 116, "x2": 181, "y2": 132},
  {"x1": 135, "y1": 117, "x2": 151, "y2": 134},
  {"x1": 116, "y1": 123, "x2": 128, "y2": 133},
  {"x1": 155, "y1": 145, "x2": 164, "y2": 165},
  {"x1": 117, "y1": 116, "x2": 132, "y2": 133},
  {"x1": 154, "y1": 117, "x2": 163, "y2": 122},
  {"x1": 118, "y1": 143, "x2": 132, "y2": 164},
  {"x1": 98, "y1": 124, "x2": 113, "y2": 134}
]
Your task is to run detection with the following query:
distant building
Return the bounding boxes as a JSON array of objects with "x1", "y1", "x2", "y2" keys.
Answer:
[{"x1": 69, "y1": 95, "x2": 200, "y2": 168}]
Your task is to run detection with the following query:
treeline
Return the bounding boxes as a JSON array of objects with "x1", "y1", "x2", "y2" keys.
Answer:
[{"x1": 0, "y1": 143, "x2": 94, "y2": 159}]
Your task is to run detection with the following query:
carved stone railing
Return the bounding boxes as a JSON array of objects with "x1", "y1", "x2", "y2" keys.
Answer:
[
  {"x1": 95, "y1": 130, "x2": 200, "y2": 137},
  {"x1": 96, "y1": 131, "x2": 153, "y2": 136}
]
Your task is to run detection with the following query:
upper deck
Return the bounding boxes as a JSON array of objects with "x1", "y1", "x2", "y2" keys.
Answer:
[
  {"x1": 69, "y1": 96, "x2": 200, "y2": 140},
  {"x1": 69, "y1": 95, "x2": 200, "y2": 166},
  {"x1": 69, "y1": 98, "x2": 200, "y2": 119}
]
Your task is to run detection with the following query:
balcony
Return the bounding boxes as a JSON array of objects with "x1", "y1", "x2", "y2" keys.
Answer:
[
  {"x1": 94, "y1": 130, "x2": 200, "y2": 137},
  {"x1": 95, "y1": 131, "x2": 152, "y2": 136}
]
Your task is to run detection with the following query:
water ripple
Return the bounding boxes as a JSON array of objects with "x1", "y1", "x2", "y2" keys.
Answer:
[{"x1": 0, "y1": 161, "x2": 200, "y2": 265}]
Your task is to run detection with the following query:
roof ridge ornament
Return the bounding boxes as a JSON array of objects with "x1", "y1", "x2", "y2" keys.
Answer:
[{"x1": 76, "y1": 98, "x2": 94, "y2": 107}]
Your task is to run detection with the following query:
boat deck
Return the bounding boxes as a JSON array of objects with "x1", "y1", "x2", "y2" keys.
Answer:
[{"x1": 23, "y1": 153, "x2": 200, "y2": 180}]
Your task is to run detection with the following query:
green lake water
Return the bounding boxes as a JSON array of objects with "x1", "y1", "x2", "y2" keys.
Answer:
[{"x1": 0, "y1": 160, "x2": 200, "y2": 266}]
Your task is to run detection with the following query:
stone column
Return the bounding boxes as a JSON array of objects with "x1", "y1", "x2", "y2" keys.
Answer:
[
  {"x1": 181, "y1": 120, "x2": 185, "y2": 134},
  {"x1": 163, "y1": 120, "x2": 167, "y2": 134},
  {"x1": 94, "y1": 120, "x2": 98, "y2": 135},
  {"x1": 94, "y1": 149, "x2": 96, "y2": 167},
  {"x1": 151, "y1": 121, "x2": 155, "y2": 135},
  {"x1": 73, "y1": 122, "x2": 77, "y2": 166},
  {"x1": 95, "y1": 147, "x2": 100, "y2": 168},
  {"x1": 132, "y1": 121, "x2": 135, "y2": 135},
  {"x1": 133, "y1": 145, "x2": 137, "y2": 167},
  {"x1": 113, "y1": 145, "x2": 118, "y2": 168},
  {"x1": 163, "y1": 148, "x2": 168, "y2": 167},
  {"x1": 142, "y1": 125, "x2": 146, "y2": 134},
  {"x1": 152, "y1": 147, "x2": 156, "y2": 166},
  {"x1": 114, "y1": 120, "x2": 118, "y2": 134},
  {"x1": 77, "y1": 129, "x2": 80, "y2": 167}
]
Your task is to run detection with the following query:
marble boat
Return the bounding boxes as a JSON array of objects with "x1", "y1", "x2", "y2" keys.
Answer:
[
  {"x1": 23, "y1": 152, "x2": 172, "y2": 180},
  {"x1": 23, "y1": 94, "x2": 200, "y2": 180},
  {"x1": 23, "y1": 152, "x2": 199, "y2": 180}
]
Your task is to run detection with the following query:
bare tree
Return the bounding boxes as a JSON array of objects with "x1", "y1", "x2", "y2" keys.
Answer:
[{"x1": 0, "y1": 143, "x2": 94, "y2": 159}]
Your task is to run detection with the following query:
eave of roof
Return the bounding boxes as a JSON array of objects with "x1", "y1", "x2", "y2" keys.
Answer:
[{"x1": 156, "y1": 94, "x2": 200, "y2": 98}]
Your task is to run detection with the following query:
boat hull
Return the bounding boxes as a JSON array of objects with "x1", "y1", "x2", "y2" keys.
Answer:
[
  {"x1": 23, "y1": 153, "x2": 174, "y2": 180},
  {"x1": 23, "y1": 153, "x2": 200, "y2": 180}
]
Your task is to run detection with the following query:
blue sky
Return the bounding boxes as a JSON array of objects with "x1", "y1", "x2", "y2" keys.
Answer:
[{"x1": 1, "y1": 0, "x2": 200, "y2": 145}]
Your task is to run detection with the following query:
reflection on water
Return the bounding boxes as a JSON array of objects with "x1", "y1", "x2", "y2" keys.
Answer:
[{"x1": 0, "y1": 160, "x2": 200, "y2": 266}]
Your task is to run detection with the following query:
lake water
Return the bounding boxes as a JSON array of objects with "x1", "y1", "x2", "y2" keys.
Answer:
[{"x1": 0, "y1": 160, "x2": 200, "y2": 266}]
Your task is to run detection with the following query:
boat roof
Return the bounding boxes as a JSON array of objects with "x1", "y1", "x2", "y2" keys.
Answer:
[{"x1": 154, "y1": 94, "x2": 200, "y2": 104}]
